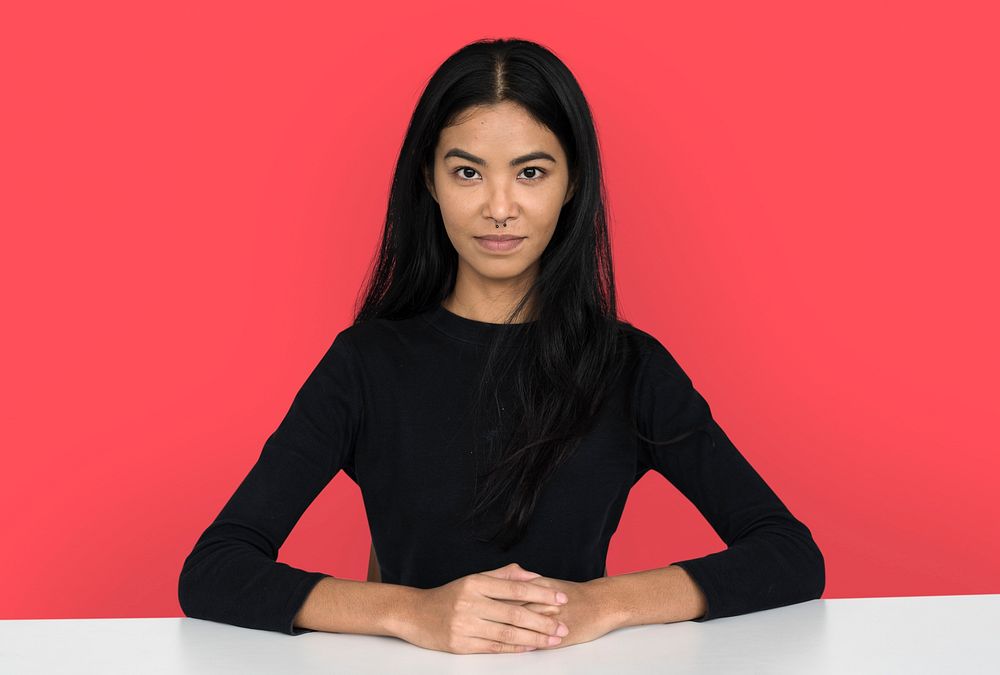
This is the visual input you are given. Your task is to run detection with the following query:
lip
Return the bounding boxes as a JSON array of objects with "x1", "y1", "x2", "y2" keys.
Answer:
[{"x1": 475, "y1": 235, "x2": 525, "y2": 253}]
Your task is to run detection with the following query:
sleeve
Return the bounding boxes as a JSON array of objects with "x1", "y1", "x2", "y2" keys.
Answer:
[
  {"x1": 177, "y1": 329, "x2": 365, "y2": 635},
  {"x1": 633, "y1": 337, "x2": 825, "y2": 622}
]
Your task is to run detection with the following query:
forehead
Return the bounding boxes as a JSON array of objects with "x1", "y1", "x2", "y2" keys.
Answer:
[{"x1": 437, "y1": 102, "x2": 561, "y2": 155}]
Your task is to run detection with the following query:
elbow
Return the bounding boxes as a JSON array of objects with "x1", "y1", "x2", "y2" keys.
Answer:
[
  {"x1": 798, "y1": 535, "x2": 826, "y2": 601},
  {"x1": 177, "y1": 560, "x2": 195, "y2": 618},
  {"x1": 781, "y1": 524, "x2": 826, "y2": 603},
  {"x1": 788, "y1": 518, "x2": 826, "y2": 602},
  {"x1": 177, "y1": 552, "x2": 208, "y2": 620},
  {"x1": 811, "y1": 540, "x2": 826, "y2": 600}
]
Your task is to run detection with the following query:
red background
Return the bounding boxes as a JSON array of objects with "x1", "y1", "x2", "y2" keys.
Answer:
[{"x1": 2, "y1": 1, "x2": 997, "y2": 620}]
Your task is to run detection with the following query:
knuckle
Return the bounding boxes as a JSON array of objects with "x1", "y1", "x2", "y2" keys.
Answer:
[
  {"x1": 499, "y1": 626, "x2": 515, "y2": 643},
  {"x1": 510, "y1": 580, "x2": 527, "y2": 600},
  {"x1": 490, "y1": 640, "x2": 504, "y2": 653},
  {"x1": 507, "y1": 604, "x2": 524, "y2": 625}
]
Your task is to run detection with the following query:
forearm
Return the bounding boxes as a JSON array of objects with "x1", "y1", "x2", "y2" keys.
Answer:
[
  {"x1": 292, "y1": 576, "x2": 422, "y2": 637},
  {"x1": 600, "y1": 565, "x2": 708, "y2": 629}
]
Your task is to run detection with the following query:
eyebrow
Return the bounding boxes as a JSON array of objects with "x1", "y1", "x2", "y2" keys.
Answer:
[{"x1": 442, "y1": 148, "x2": 558, "y2": 167}]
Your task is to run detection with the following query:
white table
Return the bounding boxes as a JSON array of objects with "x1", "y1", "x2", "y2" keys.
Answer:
[{"x1": 2, "y1": 595, "x2": 998, "y2": 673}]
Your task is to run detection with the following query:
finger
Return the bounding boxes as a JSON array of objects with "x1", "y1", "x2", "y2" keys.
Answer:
[
  {"x1": 481, "y1": 566, "x2": 542, "y2": 582},
  {"x1": 480, "y1": 597, "x2": 568, "y2": 640},
  {"x1": 475, "y1": 614, "x2": 566, "y2": 649},
  {"x1": 496, "y1": 598, "x2": 561, "y2": 613},
  {"x1": 521, "y1": 602, "x2": 562, "y2": 616},
  {"x1": 481, "y1": 562, "x2": 542, "y2": 580},
  {"x1": 476, "y1": 574, "x2": 569, "y2": 607},
  {"x1": 457, "y1": 636, "x2": 538, "y2": 654},
  {"x1": 523, "y1": 575, "x2": 557, "y2": 589}
]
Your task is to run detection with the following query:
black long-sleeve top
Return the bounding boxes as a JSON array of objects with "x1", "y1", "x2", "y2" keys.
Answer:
[{"x1": 178, "y1": 302, "x2": 825, "y2": 635}]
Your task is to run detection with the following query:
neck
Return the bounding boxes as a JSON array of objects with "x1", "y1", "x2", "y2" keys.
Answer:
[{"x1": 442, "y1": 289, "x2": 536, "y2": 325}]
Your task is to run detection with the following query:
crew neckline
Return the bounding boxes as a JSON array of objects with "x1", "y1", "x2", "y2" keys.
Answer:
[{"x1": 421, "y1": 302, "x2": 536, "y2": 345}]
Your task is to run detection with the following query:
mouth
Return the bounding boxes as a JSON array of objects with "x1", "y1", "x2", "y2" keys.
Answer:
[{"x1": 475, "y1": 235, "x2": 526, "y2": 253}]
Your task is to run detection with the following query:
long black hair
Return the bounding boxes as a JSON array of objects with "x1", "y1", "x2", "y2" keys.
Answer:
[{"x1": 353, "y1": 38, "x2": 653, "y2": 551}]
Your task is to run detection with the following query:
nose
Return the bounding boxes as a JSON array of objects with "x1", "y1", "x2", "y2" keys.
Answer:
[{"x1": 484, "y1": 181, "x2": 518, "y2": 224}]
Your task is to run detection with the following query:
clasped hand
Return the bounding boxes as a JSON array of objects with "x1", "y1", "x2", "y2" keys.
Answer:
[{"x1": 401, "y1": 562, "x2": 619, "y2": 654}]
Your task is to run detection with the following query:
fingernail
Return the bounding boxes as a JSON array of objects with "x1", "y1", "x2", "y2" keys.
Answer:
[
  {"x1": 548, "y1": 635, "x2": 562, "y2": 645},
  {"x1": 557, "y1": 623, "x2": 569, "y2": 636},
  {"x1": 556, "y1": 592, "x2": 569, "y2": 604},
  {"x1": 525, "y1": 646, "x2": 537, "y2": 651}
]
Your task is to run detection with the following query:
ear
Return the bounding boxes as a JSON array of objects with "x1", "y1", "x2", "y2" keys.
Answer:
[
  {"x1": 563, "y1": 177, "x2": 576, "y2": 205},
  {"x1": 424, "y1": 165, "x2": 438, "y2": 203}
]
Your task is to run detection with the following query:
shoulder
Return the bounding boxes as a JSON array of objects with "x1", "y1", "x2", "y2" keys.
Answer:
[
  {"x1": 614, "y1": 319, "x2": 658, "y2": 352},
  {"x1": 324, "y1": 313, "x2": 430, "y2": 367},
  {"x1": 618, "y1": 322, "x2": 711, "y2": 435},
  {"x1": 332, "y1": 311, "x2": 416, "y2": 343},
  {"x1": 612, "y1": 319, "x2": 693, "y2": 389},
  {"x1": 614, "y1": 319, "x2": 680, "y2": 362},
  {"x1": 306, "y1": 317, "x2": 415, "y2": 402}
]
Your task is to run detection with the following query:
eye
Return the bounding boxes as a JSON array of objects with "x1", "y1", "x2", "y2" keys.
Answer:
[
  {"x1": 450, "y1": 166, "x2": 548, "y2": 183},
  {"x1": 453, "y1": 166, "x2": 481, "y2": 182}
]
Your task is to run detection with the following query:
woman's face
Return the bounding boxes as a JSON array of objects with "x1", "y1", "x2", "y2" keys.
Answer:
[{"x1": 425, "y1": 101, "x2": 575, "y2": 299}]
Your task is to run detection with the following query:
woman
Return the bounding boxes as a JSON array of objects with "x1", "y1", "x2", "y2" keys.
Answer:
[{"x1": 178, "y1": 37, "x2": 825, "y2": 655}]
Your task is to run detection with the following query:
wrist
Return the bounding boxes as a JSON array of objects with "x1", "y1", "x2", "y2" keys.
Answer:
[
  {"x1": 597, "y1": 566, "x2": 709, "y2": 628},
  {"x1": 586, "y1": 574, "x2": 631, "y2": 632},
  {"x1": 382, "y1": 584, "x2": 425, "y2": 640}
]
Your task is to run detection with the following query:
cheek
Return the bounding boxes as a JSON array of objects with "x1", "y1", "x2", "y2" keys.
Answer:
[{"x1": 437, "y1": 193, "x2": 476, "y2": 226}]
